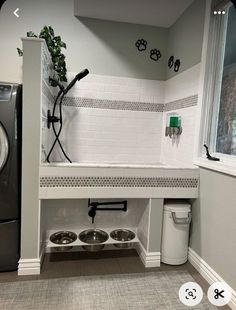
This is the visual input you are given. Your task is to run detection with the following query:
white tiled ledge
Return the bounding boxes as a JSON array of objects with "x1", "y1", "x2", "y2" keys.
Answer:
[
  {"x1": 195, "y1": 158, "x2": 236, "y2": 178},
  {"x1": 39, "y1": 187, "x2": 199, "y2": 199},
  {"x1": 40, "y1": 164, "x2": 199, "y2": 176},
  {"x1": 41, "y1": 162, "x2": 197, "y2": 169},
  {"x1": 39, "y1": 165, "x2": 199, "y2": 199}
]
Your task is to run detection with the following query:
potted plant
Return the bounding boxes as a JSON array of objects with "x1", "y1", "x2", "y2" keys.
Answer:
[{"x1": 18, "y1": 25, "x2": 67, "y2": 88}]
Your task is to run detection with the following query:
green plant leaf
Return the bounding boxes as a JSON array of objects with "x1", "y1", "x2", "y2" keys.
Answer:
[
  {"x1": 59, "y1": 54, "x2": 65, "y2": 60},
  {"x1": 60, "y1": 41, "x2": 67, "y2": 49},
  {"x1": 42, "y1": 26, "x2": 50, "y2": 35},
  {"x1": 48, "y1": 26, "x2": 54, "y2": 37},
  {"x1": 60, "y1": 75, "x2": 67, "y2": 82},
  {"x1": 17, "y1": 48, "x2": 23, "y2": 56},
  {"x1": 27, "y1": 31, "x2": 37, "y2": 38},
  {"x1": 49, "y1": 76, "x2": 58, "y2": 87},
  {"x1": 20, "y1": 26, "x2": 68, "y2": 88},
  {"x1": 52, "y1": 56, "x2": 59, "y2": 63}
]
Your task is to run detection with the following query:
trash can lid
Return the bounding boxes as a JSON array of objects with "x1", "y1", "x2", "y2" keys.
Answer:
[{"x1": 164, "y1": 200, "x2": 191, "y2": 212}]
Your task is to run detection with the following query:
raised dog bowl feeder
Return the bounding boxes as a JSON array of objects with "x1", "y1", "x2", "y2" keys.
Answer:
[
  {"x1": 50, "y1": 231, "x2": 77, "y2": 251},
  {"x1": 79, "y1": 229, "x2": 109, "y2": 252},
  {"x1": 110, "y1": 229, "x2": 135, "y2": 248}
]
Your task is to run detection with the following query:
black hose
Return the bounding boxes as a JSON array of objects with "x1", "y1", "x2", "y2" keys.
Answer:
[
  {"x1": 46, "y1": 90, "x2": 72, "y2": 163},
  {"x1": 46, "y1": 69, "x2": 89, "y2": 163},
  {"x1": 46, "y1": 91, "x2": 61, "y2": 163}
]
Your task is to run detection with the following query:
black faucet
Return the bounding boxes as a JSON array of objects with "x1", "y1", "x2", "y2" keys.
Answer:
[
  {"x1": 88, "y1": 199, "x2": 127, "y2": 224},
  {"x1": 203, "y1": 144, "x2": 220, "y2": 161}
]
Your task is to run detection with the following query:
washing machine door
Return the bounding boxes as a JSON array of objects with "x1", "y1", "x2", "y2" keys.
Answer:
[{"x1": 0, "y1": 123, "x2": 9, "y2": 173}]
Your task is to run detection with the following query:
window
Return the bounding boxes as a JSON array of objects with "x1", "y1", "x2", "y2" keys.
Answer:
[
  {"x1": 215, "y1": 6, "x2": 236, "y2": 156},
  {"x1": 201, "y1": 3, "x2": 236, "y2": 164}
]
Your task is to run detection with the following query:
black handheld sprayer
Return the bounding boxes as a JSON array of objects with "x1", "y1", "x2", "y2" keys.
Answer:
[{"x1": 46, "y1": 69, "x2": 89, "y2": 163}]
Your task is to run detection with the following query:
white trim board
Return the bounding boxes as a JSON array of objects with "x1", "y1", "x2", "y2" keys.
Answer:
[
  {"x1": 18, "y1": 250, "x2": 44, "y2": 276},
  {"x1": 18, "y1": 258, "x2": 41, "y2": 276},
  {"x1": 188, "y1": 247, "x2": 236, "y2": 310},
  {"x1": 135, "y1": 242, "x2": 160, "y2": 268}
]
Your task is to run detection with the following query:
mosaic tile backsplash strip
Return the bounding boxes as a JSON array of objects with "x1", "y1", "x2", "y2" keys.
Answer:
[
  {"x1": 61, "y1": 94, "x2": 198, "y2": 113},
  {"x1": 40, "y1": 176, "x2": 199, "y2": 188},
  {"x1": 63, "y1": 96, "x2": 164, "y2": 112}
]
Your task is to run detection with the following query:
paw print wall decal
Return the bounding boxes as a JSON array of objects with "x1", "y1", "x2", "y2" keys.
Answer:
[
  {"x1": 135, "y1": 39, "x2": 147, "y2": 52},
  {"x1": 150, "y1": 49, "x2": 162, "y2": 61},
  {"x1": 174, "y1": 59, "x2": 181, "y2": 72},
  {"x1": 168, "y1": 56, "x2": 174, "y2": 69}
]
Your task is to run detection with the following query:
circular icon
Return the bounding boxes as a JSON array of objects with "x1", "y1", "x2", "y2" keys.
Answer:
[
  {"x1": 179, "y1": 281, "x2": 203, "y2": 307},
  {"x1": 208, "y1": 282, "x2": 232, "y2": 306}
]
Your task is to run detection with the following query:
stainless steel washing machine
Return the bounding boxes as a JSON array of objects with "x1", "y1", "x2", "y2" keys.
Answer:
[{"x1": 0, "y1": 82, "x2": 22, "y2": 271}]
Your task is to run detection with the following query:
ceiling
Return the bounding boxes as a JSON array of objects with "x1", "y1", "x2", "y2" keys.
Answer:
[{"x1": 74, "y1": 0, "x2": 195, "y2": 28}]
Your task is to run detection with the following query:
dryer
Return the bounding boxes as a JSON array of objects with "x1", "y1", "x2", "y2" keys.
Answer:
[{"x1": 0, "y1": 83, "x2": 22, "y2": 271}]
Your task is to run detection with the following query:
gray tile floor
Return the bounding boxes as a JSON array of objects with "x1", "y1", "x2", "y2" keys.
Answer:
[{"x1": 0, "y1": 250, "x2": 230, "y2": 309}]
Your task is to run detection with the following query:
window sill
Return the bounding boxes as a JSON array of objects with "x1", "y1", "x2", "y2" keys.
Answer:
[{"x1": 194, "y1": 158, "x2": 236, "y2": 178}]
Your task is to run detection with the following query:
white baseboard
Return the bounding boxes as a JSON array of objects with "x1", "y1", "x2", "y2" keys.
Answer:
[
  {"x1": 18, "y1": 249, "x2": 44, "y2": 276},
  {"x1": 135, "y1": 242, "x2": 160, "y2": 268},
  {"x1": 18, "y1": 258, "x2": 41, "y2": 275},
  {"x1": 188, "y1": 247, "x2": 236, "y2": 310}
]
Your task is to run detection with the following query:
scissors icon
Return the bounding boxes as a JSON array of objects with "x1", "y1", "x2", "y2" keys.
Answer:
[{"x1": 214, "y1": 289, "x2": 225, "y2": 299}]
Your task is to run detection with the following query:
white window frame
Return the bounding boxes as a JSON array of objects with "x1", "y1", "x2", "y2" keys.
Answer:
[{"x1": 195, "y1": 0, "x2": 236, "y2": 176}]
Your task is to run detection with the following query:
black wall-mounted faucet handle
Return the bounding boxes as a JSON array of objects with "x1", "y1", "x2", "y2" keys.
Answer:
[
  {"x1": 203, "y1": 144, "x2": 220, "y2": 161},
  {"x1": 88, "y1": 199, "x2": 128, "y2": 223},
  {"x1": 88, "y1": 207, "x2": 96, "y2": 224}
]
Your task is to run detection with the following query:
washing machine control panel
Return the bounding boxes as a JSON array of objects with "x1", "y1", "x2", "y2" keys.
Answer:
[{"x1": 0, "y1": 85, "x2": 12, "y2": 101}]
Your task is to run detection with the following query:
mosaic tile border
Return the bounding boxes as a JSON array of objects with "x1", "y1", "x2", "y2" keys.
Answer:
[
  {"x1": 62, "y1": 97, "x2": 164, "y2": 112},
  {"x1": 164, "y1": 95, "x2": 198, "y2": 111},
  {"x1": 40, "y1": 176, "x2": 198, "y2": 188},
  {"x1": 57, "y1": 95, "x2": 198, "y2": 113}
]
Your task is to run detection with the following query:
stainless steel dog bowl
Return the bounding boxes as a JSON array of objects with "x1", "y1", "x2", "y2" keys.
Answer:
[
  {"x1": 79, "y1": 229, "x2": 109, "y2": 252},
  {"x1": 50, "y1": 231, "x2": 77, "y2": 249},
  {"x1": 110, "y1": 229, "x2": 135, "y2": 248},
  {"x1": 53, "y1": 245, "x2": 74, "y2": 252}
]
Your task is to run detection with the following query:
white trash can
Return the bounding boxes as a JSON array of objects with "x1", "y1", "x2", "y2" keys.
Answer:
[{"x1": 161, "y1": 200, "x2": 191, "y2": 265}]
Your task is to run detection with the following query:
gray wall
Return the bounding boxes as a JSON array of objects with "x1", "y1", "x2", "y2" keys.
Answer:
[
  {"x1": 190, "y1": 168, "x2": 236, "y2": 291},
  {"x1": 0, "y1": 0, "x2": 206, "y2": 83},
  {"x1": 166, "y1": 0, "x2": 206, "y2": 79},
  {"x1": 0, "y1": 0, "x2": 167, "y2": 82}
]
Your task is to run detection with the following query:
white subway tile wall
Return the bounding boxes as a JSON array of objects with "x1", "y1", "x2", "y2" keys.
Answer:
[
  {"x1": 41, "y1": 47, "x2": 55, "y2": 163},
  {"x1": 161, "y1": 107, "x2": 197, "y2": 166},
  {"x1": 160, "y1": 65, "x2": 200, "y2": 166},
  {"x1": 66, "y1": 73, "x2": 165, "y2": 103},
  {"x1": 164, "y1": 64, "x2": 201, "y2": 103},
  {"x1": 42, "y1": 199, "x2": 147, "y2": 231},
  {"x1": 46, "y1": 65, "x2": 200, "y2": 166},
  {"x1": 53, "y1": 107, "x2": 163, "y2": 164},
  {"x1": 49, "y1": 73, "x2": 164, "y2": 164}
]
